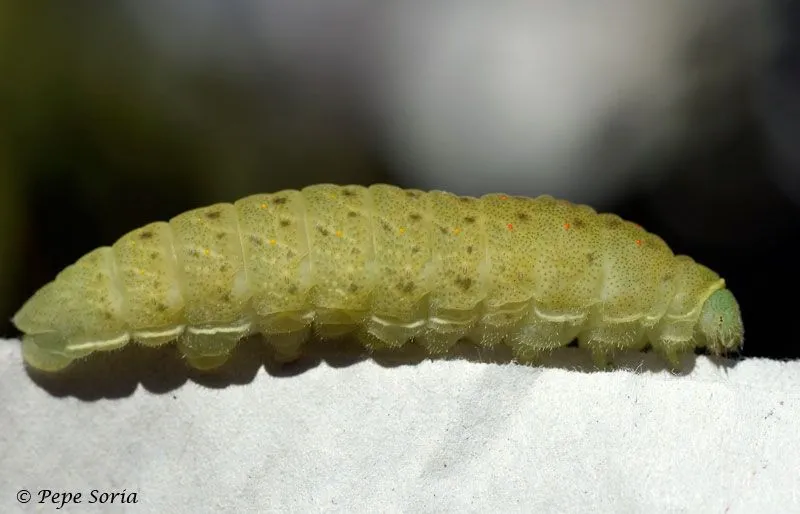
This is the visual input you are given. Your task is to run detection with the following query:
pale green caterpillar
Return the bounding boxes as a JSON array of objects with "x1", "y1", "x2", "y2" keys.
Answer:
[{"x1": 13, "y1": 183, "x2": 743, "y2": 372}]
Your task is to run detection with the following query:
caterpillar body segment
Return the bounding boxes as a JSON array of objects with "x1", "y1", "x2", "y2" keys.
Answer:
[{"x1": 13, "y1": 184, "x2": 743, "y2": 372}]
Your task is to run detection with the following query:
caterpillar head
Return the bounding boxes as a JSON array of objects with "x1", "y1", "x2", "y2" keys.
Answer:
[{"x1": 698, "y1": 288, "x2": 744, "y2": 356}]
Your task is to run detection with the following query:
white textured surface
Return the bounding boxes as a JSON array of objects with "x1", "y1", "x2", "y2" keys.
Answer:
[{"x1": 1, "y1": 337, "x2": 799, "y2": 513}]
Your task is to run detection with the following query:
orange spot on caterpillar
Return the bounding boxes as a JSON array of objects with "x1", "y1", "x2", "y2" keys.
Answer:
[
  {"x1": 563, "y1": 222, "x2": 571, "y2": 230},
  {"x1": 269, "y1": 239, "x2": 277, "y2": 245},
  {"x1": 499, "y1": 195, "x2": 508, "y2": 200},
  {"x1": 453, "y1": 227, "x2": 462, "y2": 235},
  {"x1": 635, "y1": 239, "x2": 642, "y2": 246},
  {"x1": 507, "y1": 223, "x2": 514, "y2": 231},
  {"x1": 335, "y1": 230, "x2": 343, "y2": 237},
  {"x1": 398, "y1": 227, "x2": 406, "y2": 235},
  {"x1": 260, "y1": 203, "x2": 268, "y2": 209}
]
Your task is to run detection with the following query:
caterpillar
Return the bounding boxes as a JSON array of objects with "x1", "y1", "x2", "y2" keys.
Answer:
[{"x1": 13, "y1": 183, "x2": 743, "y2": 373}]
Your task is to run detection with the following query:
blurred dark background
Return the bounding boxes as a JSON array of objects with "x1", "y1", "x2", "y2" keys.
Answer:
[{"x1": 1, "y1": 1, "x2": 797, "y2": 359}]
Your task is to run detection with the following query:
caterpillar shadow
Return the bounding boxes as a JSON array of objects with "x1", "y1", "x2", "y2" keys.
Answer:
[{"x1": 25, "y1": 333, "x2": 739, "y2": 401}]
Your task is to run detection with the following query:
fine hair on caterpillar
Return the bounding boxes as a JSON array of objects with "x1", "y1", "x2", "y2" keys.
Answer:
[{"x1": 13, "y1": 183, "x2": 744, "y2": 373}]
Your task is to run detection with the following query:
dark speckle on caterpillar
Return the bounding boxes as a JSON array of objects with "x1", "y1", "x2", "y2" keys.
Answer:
[{"x1": 13, "y1": 183, "x2": 743, "y2": 372}]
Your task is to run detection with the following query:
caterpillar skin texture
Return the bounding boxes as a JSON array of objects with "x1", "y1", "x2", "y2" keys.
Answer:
[{"x1": 13, "y1": 184, "x2": 743, "y2": 372}]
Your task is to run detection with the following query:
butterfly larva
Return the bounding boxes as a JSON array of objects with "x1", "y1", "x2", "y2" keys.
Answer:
[{"x1": 13, "y1": 183, "x2": 743, "y2": 372}]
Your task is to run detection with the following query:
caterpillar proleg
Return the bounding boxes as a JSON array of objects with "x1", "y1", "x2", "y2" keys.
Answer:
[{"x1": 13, "y1": 184, "x2": 743, "y2": 372}]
